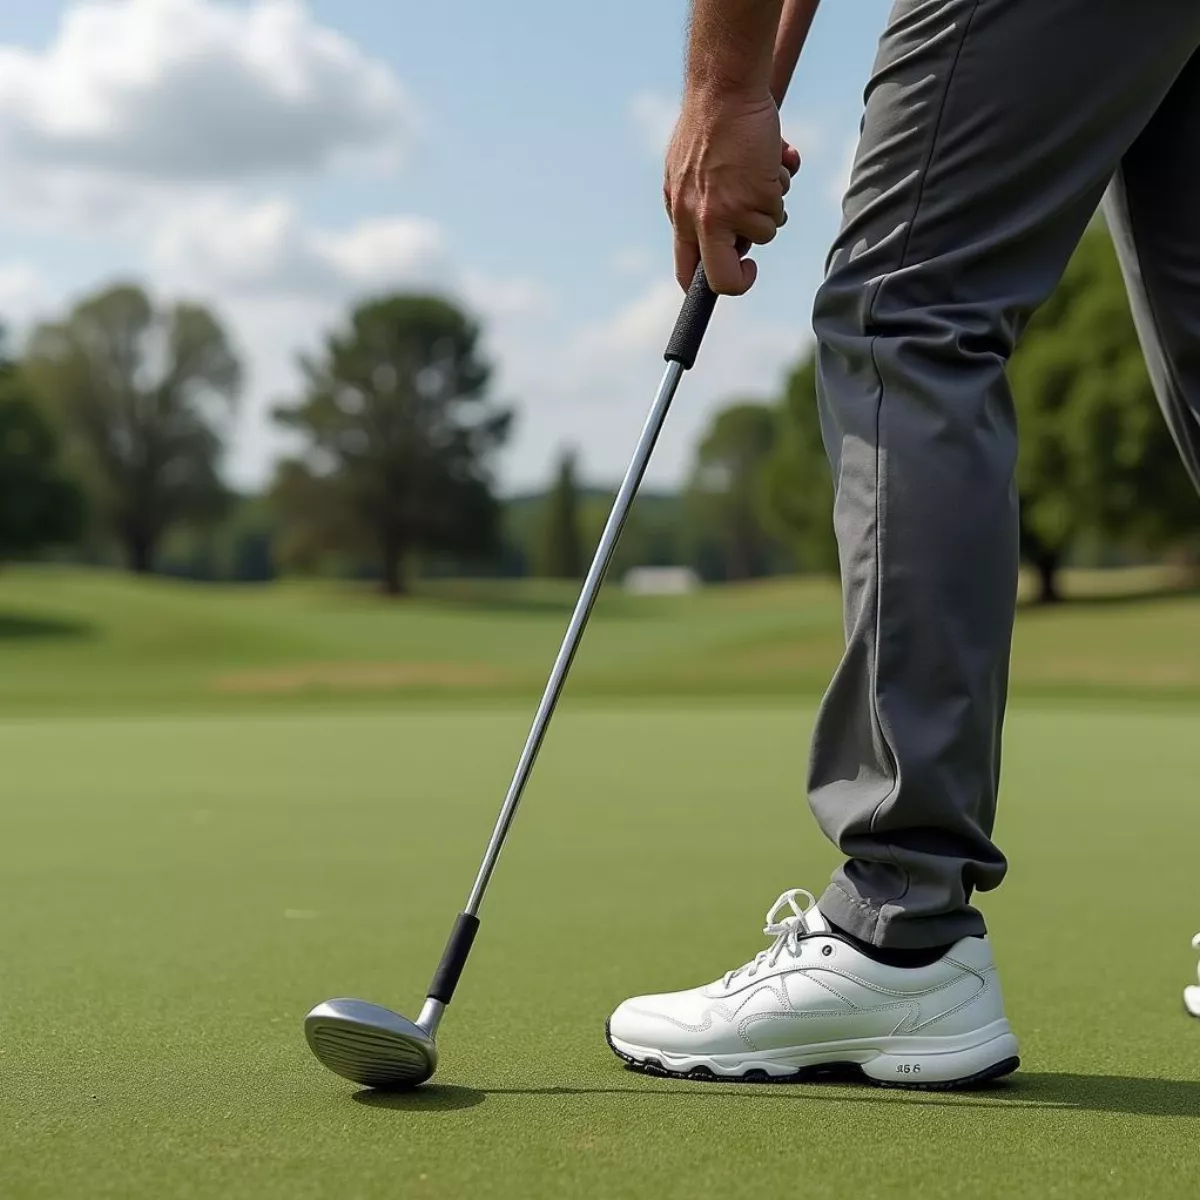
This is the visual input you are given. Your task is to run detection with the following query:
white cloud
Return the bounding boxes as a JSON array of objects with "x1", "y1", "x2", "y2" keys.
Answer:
[
  {"x1": 610, "y1": 247, "x2": 654, "y2": 277},
  {"x1": 0, "y1": 265, "x2": 47, "y2": 326},
  {"x1": 138, "y1": 195, "x2": 552, "y2": 489},
  {"x1": 152, "y1": 196, "x2": 447, "y2": 296},
  {"x1": 495, "y1": 275, "x2": 805, "y2": 493},
  {"x1": 629, "y1": 91, "x2": 679, "y2": 156},
  {"x1": 0, "y1": 0, "x2": 412, "y2": 189},
  {"x1": 0, "y1": 9, "x2": 827, "y2": 497},
  {"x1": 631, "y1": 90, "x2": 828, "y2": 166},
  {"x1": 576, "y1": 279, "x2": 678, "y2": 362},
  {"x1": 460, "y1": 273, "x2": 551, "y2": 323},
  {"x1": 784, "y1": 118, "x2": 825, "y2": 159},
  {"x1": 149, "y1": 198, "x2": 808, "y2": 494},
  {"x1": 150, "y1": 194, "x2": 549, "y2": 323}
]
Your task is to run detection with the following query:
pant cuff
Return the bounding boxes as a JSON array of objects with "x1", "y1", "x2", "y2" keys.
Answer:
[{"x1": 818, "y1": 881, "x2": 988, "y2": 950}]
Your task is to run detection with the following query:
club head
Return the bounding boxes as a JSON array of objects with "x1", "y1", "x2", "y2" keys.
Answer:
[{"x1": 304, "y1": 998, "x2": 438, "y2": 1089}]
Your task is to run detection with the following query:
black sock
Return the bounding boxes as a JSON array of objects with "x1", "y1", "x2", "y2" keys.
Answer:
[{"x1": 827, "y1": 920, "x2": 962, "y2": 969}]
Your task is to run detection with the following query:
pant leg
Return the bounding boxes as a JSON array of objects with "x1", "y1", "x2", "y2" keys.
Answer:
[
  {"x1": 808, "y1": 0, "x2": 1200, "y2": 948},
  {"x1": 1107, "y1": 53, "x2": 1200, "y2": 491}
]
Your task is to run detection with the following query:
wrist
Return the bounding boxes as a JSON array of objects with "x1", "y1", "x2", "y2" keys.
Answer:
[{"x1": 682, "y1": 75, "x2": 774, "y2": 118}]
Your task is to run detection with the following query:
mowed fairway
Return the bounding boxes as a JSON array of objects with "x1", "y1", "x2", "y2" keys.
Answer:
[{"x1": 3, "y1": 703, "x2": 1200, "y2": 1199}]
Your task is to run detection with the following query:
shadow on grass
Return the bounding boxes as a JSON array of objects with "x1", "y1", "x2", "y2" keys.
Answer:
[
  {"x1": 1018, "y1": 584, "x2": 1200, "y2": 613},
  {"x1": 353, "y1": 1085, "x2": 485, "y2": 1111},
  {"x1": 354, "y1": 1073, "x2": 1200, "y2": 1117},
  {"x1": 1008, "y1": 1072, "x2": 1200, "y2": 1115},
  {"x1": 0, "y1": 611, "x2": 92, "y2": 641}
]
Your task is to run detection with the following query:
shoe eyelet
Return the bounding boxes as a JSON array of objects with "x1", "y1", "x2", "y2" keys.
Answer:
[{"x1": 821, "y1": 944, "x2": 833, "y2": 957}]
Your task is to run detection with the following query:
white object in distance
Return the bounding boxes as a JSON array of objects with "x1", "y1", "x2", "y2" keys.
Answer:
[
  {"x1": 1186, "y1": 934, "x2": 1200, "y2": 1018},
  {"x1": 623, "y1": 566, "x2": 701, "y2": 596}
]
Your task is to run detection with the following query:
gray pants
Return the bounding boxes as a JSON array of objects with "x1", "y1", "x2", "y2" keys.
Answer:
[{"x1": 809, "y1": 0, "x2": 1200, "y2": 948}]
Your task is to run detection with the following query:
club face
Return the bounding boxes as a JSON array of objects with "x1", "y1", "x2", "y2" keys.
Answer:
[{"x1": 305, "y1": 998, "x2": 438, "y2": 1089}]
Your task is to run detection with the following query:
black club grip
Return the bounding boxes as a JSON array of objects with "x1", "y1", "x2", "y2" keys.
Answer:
[
  {"x1": 664, "y1": 263, "x2": 719, "y2": 370},
  {"x1": 427, "y1": 911, "x2": 481, "y2": 1004}
]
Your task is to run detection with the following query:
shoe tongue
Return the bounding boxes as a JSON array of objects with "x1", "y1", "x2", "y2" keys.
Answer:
[{"x1": 801, "y1": 903, "x2": 830, "y2": 935}]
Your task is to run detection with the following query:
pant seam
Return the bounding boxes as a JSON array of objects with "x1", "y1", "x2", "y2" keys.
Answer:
[
  {"x1": 1109, "y1": 170, "x2": 1200, "y2": 484},
  {"x1": 861, "y1": 0, "x2": 984, "y2": 913}
]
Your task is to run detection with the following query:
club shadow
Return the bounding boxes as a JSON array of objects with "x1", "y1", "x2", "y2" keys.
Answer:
[{"x1": 352, "y1": 1084, "x2": 486, "y2": 1111}]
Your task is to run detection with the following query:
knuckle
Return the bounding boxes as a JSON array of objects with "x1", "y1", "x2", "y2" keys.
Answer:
[{"x1": 704, "y1": 265, "x2": 734, "y2": 293}]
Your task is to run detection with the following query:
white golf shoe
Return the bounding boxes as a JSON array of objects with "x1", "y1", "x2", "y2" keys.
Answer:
[{"x1": 607, "y1": 888, "x2": 1020, "y2": 1089}]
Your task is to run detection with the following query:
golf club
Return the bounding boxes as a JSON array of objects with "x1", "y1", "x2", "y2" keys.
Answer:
[{"x1": 304, "y1": 264, "x2": 721, "y2": 1089}]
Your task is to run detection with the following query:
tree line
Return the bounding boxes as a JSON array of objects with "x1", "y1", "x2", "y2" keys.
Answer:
[
  {"x1": 2, "y1": 286, "x2": 510, "y2": 595},
  {"x1": 1, "y1": 228, "x2": 1195, "y2": 601}
]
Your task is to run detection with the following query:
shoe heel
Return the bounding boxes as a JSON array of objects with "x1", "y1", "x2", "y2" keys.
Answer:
[{"x1": 861, "y1": 1025, "x2": 1020, "y2": 1088}]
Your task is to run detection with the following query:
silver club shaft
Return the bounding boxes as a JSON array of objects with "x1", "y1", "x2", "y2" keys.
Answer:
[{"x1": 463, "y1": 359, "x2": 686, "y2": 917}]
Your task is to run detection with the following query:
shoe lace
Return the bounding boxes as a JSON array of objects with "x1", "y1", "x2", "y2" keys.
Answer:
[{"x1": 722, "y1": 888, "x2": 821, "y2": 987}]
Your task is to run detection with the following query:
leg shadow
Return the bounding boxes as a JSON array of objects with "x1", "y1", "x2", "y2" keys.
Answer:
[{"x1": 1010, "y1": 1073, "x2": 1200, "y2": 1116}]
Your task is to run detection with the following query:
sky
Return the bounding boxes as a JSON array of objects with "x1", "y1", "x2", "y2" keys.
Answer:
[{"x1": 0, "y1": 0, "x2": 894, "y2": 494}]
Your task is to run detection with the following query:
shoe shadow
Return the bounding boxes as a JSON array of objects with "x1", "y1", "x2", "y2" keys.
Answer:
[{"x1": 352, "y1": 1073, "x2": 1200, "y2": 1118}]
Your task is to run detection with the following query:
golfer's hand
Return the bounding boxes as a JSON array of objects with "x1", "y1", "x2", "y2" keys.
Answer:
[{"x1": 664, "y1": 91, "x2": 800, "y2": 296}]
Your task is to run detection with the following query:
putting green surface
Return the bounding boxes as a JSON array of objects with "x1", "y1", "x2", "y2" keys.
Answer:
[{"x1": 3, "y1": 705, "x2": 1199, "y2": 1198}]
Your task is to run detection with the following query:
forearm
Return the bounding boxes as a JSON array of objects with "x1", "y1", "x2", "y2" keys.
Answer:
[
  {"x1": 685, "y1": 0, "x2": 784, "y2": 100},
  {"x1": 770, "y1": 0, "x2": 820, "y2": 105},
  {"x1": 685, "y1": 0, "x2": 819, "y2": 103}
]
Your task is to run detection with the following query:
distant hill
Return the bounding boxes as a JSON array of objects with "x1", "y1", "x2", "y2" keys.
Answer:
[{"x1": 0, "y1": 565, "x2": 1196, "y2": 717}]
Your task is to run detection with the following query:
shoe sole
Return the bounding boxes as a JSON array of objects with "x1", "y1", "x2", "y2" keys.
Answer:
[{"x1": 605, "y1": 1020, "x2": 1020, "y2": 1092}]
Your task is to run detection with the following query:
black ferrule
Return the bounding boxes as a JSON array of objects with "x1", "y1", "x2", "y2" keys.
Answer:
[{"x1": 427, "y1": 912, "x2": 481, "y2": 1004}]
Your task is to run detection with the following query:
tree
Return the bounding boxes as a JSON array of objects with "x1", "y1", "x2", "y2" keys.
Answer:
[
  {"x1": 155, "y1": 493, "x2": 276, "y2": 583},
  {"x1": 685, "y1": 402, "x2": 786, "y2": 580},
  {"x1": 536, "y1": 449, "x2": 584, "y2": 578},
  {"x1": 761, "y1": 356, "x2": 839, "y2": 574},
  {"x1": 27, "y1": 283, "x2": 240, "y2": 573},
  {"x1": 273, "y1": 294, "x2": 512, "y2": 596},
  {"x1": 1009, "y1": 227, "x2": 1198, "y2": 602},
  {"x1": 0, "y1": 345, "x2": 82, "y2": 564}
]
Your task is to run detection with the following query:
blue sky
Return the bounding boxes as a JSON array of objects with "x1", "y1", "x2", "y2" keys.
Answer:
[{"x1": 0, "y1": 0, "x2": 894, "y2": 492}]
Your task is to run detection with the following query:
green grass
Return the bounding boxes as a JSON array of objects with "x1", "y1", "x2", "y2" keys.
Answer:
[
  {"x1": 0, "y1": 565, "x2": 1198, "y2": 715},
  {"x1": 2, "y1": 568, "x2": 1199, "y2": 1196},
  {"x1": 2, "y1": 705, "x2": 1200, "y2": 1199}
]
